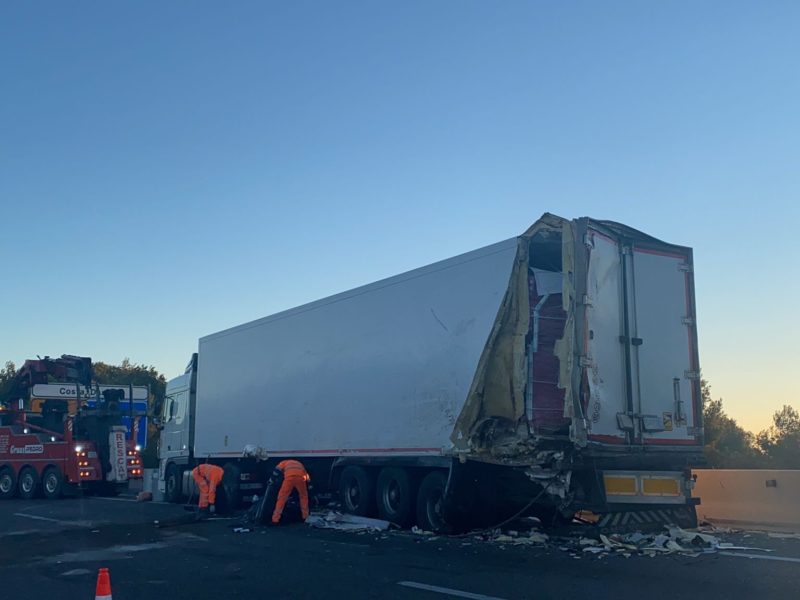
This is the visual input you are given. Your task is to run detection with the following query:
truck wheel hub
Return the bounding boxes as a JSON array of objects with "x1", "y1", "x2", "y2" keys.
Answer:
[
  {"x1": 346, "y1": 484, "x2": 359, "y2": 505},
  {"x1": 426, "y1": 491, "x2": 444, "y2": 526},
  {"x1": 384, "y1": 482, "x2": 401, "y2": 512}
]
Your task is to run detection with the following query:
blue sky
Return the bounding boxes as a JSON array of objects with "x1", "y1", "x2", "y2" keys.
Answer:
[{"x1": 1, "y1": 1, "x2": 798, "y2": 432}]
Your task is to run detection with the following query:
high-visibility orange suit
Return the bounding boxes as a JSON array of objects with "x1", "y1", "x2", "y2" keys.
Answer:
[
  {"x1": 271, "y1": 459, "x2": 310, "y2": 524},
  {"x1": 192, "y1": 463, "x2": 224, "y2": 510}
]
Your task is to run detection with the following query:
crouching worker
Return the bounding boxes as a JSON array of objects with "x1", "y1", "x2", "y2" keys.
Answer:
[
  {"x1": 192, "y1": 463, "x2": 224, "y2": 516},
  {"x1": 271, "y1": 459, "x2": 310, "y2": 524}
]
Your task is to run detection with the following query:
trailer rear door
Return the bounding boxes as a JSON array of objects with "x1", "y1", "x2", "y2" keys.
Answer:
[
  {"x1": 630, "y1": 246, "x2": 700, "y2": 445},
  {"x1": 583, "y1": 224, "x2": 701, "y2": 447}
]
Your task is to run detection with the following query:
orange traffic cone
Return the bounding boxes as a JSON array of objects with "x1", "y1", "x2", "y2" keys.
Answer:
[{"x1": 95, "y1": 567, "x2": 112, "y2": 600}]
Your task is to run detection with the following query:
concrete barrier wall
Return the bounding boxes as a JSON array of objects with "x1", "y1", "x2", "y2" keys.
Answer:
[{"x1": 692, "y1": 469, "x2": 800, "y2": 531}]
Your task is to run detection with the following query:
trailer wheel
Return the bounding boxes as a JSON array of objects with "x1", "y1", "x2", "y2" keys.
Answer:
[
  {"x1": 18, "y1": 467, "x2": 40, "y2": 500},
  {"x1": 339, "y1": 466, "x2": 375, "y2": 517},
  {"x1": 416, "y1": 471, "x2": 450, "y2": 533},
  {"x1": 42, "y1": 466, "x2": 64, "y2": 499},
  {"x1": 164, "y1": 463, "x2": 182, "y2": 503},
  {"x1": 377, "y1": 467, "x2": 416, "y2": 527},
  {"x1": 0, "y1": 467, "x2": 16, "y2": 499}
]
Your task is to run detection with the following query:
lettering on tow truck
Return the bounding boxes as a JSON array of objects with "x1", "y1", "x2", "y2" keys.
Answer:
[
  {"x1": 113, "y1": 431, "x2": 127, "y2": 481},
  {"x1": 10, "y1": 444, "x2": 44, "y2": 454}
]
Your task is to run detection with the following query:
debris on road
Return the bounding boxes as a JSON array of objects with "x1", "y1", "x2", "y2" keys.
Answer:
[
  {"x1": 486, "y1": 531, "x2": 549, "y2": 546},
  {"x1": 306, "y1": 511, "x2": 392, "y2": 532},
  {"x1": 297, "y1": 506, "x2": 780, "y2": 561},
  {"x1": 449, "y1": 523, "x2": 777, "y2": 560},
  {"x1": 136, "y1": 491, "x2": 153, "y2": 502}
]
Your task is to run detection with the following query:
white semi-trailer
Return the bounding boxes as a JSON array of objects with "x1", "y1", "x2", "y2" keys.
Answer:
[{"x1": 158, "y1": 213, "x2": 703, "y2": 531}]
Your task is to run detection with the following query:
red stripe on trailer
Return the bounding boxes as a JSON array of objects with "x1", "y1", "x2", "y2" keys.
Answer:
[
  {"x1": 643, "y1": 438, "x2": 701, "y2": 446},
  {"x1": 210, "y1": 447, "x2": 444, "y2": 456}
]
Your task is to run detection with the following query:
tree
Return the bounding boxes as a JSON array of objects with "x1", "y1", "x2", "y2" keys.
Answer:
[
  {"x1": 756, "y1": 405, "x2": 800, "y2": 469},
  {"x1": 701, "y1": 379, "x2": 762, "y2": 468},
  {"x1": 92, "y1": 358, "x2": 167, "y2": 412},
  {"x1": 0, "y1": 361, "x2": 17, "y2": 404}
]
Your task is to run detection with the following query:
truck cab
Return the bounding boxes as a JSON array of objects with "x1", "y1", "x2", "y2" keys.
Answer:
[{"x1": 158, "y1": 354, "x2": 197, "y2": 502}]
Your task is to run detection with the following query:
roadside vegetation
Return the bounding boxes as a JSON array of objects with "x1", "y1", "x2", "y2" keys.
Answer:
[{"x1": 702, "y1": 379, "x2": 799, "y2": 469}]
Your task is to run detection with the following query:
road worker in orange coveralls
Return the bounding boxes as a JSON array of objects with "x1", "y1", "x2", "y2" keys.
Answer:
[
  {"x1": 271, "y1": 459, "x2": 310, "y2": 524},
  {"x1": 192, "y1": 463, "x2": 224, "y2": 515}
]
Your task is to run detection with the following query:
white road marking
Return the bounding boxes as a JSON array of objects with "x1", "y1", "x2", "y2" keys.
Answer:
[
  {"x1": 13, "y1": 513, "x2": 93, "y2": 527},
  {"x1": 13, "y1": 513, "x2": 62, "y2": 523},
  {"x1": 322, "y1": 540, "x2": 371, "y2": 549},
  {"x1": 91, "y1": 496, "x2": 172, "y2": 505},
  {"x1": 719, "y1": 552, "x2": 800, "y2": 564},
  {"x1": 61, "y1": 568, "x2": 92, "y2": 577},
  {"x1": 398, "y1": 581, "x2": 508, "y2": 600}
]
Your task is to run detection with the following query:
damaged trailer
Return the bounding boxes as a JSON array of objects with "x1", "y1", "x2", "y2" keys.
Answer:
[{"x1": 158, "y1": 213, "x2": 703, "y2": 531}]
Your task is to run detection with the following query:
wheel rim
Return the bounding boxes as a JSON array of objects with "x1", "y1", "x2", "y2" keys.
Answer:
[
  {"x1": 345, "y1": 479, "x2": 360, "y2": 510},
  {"x1": 21, "y1": 474, "x2": 34, "y2": 493},
  {"x1": 0, "y1": 475, "x2": 12, "y2": 494},
  {"x1": 45, "y1": 473, "x2": 58, "y2": 494},
  {"x1": 426, "y1": 489, "x2": 444, "y2": 530},
  {"x1": 383, "y1": 480, "x2": 401, "y2": 514}
]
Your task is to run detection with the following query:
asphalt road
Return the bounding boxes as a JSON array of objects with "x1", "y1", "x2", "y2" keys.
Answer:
[{"x1": 1, "y1": 496, "x2": 799, "y2": 600}]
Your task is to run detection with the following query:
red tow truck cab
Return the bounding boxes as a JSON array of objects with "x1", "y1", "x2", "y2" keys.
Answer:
[{"x1": 0, "y1": 412, "x2": 107, "y2": 498}]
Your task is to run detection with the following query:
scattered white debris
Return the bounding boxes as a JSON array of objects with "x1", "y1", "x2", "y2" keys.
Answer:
[
  {"x1": 471, "y1": 521, "x2": 776, "y2": 560},
  {"x1": 306, "y1": 511, "x2": 392, "y2": 531},
  {"x1": 411, "y1": 526, "x2": 435, "y2": 536},
  {"x1": 529, "y1": 532, "x2": 549, "y2": 544}
]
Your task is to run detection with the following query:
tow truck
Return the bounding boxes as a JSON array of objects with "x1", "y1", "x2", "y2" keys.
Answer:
[{"x1": 0, "y1": 355, "x2": 143, "y2": 499}]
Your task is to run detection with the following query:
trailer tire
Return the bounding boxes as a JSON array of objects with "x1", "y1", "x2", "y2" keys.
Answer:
[
  {"x1": 377, "y1": 467, "x2": 416, "y2": 527},
  {"x1": 42, "y1": 466, "x2": 64, "y2": 499},
  {"x1": 339, "y1": 466, "x2": 375, "y2": 517},
  {"x1": 0, "y1": 467, "x2": 16, "y2": 499},
  {"x1": 18, "y1": 467, "x2": 40, "y2": 500},
  {"x1": 222, "y1": 463, "x2": 242, "y2": 511},
  {"x1": 416, "y1": 470, "x2": 450, "y2": 533},
  {"x1": 164, "y1": 463, "x2": 182, "y2": 503}
]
